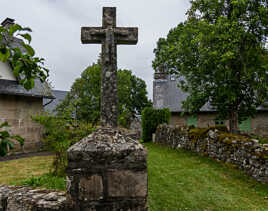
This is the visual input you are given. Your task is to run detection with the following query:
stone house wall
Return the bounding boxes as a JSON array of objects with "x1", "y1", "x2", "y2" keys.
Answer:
[
  {"x1": 155, "y1": 124, "x2": 268, "y2": 184},
  {"x1": 170, "y1": 111, "x2": 268, "y2": 136},
  {"x1": 0, "y1": 94, "x2": 43, "y2": 152}
]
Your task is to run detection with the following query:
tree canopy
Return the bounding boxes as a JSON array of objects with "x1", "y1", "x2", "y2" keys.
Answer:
[
  {"x1": 0, "y1": 23, "x2": 49, "y2": 90},
  {"x1": 56, "y1": 63, "x2": 151, "y2": 128},
  {"x1": 153, "y1": 0, "x2": 268, "y2": 133},
  {"x1": 0, "y1": 21, "x2": 49, "y2": 156}
]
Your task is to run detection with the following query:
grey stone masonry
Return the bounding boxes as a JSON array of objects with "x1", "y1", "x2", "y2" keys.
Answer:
[
  {"x1": 81, "y1": 7, "x2": 138, "y2": 128},
  {"x1": 0, "y1": 185, "x2": 71, "y2": 210},
  {"x1": 155, "y1": 124, "x2": 268, "y2": 184},
  {"x1": 66, "y1": 127, "x2": 148, "y2": 210}
]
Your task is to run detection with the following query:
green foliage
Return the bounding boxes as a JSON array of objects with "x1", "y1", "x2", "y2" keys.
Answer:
[
  {"x1": 56, "y1": 63, "x2": 152, "y2": 128},
  {"x1": 0, "y1": 122, "x2": 24, "y2": 157},
  {"x1": 0, "y1": 23, "x2": 49, "y2": 90},
  {"x1": 153, "y1": 0, "x2": 268, "y2": 132},
  {"x1": 142, "y1": 107, "x2": 170, "y2": 142},
  {"x1": 20, "y1": 173, "x2": 65, "y2": 191},
  {"x1": 32, "y1": 113, "x2": 95, "y2": 176}
]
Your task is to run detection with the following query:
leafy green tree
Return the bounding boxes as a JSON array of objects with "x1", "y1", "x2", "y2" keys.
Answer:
[
  {"x1": 153, "y1": 0, "x2": 268, "y2": 133},
  {"x1": 56, "y1": 63, "x2": 152, "y2": 128},
  {"x1": 0, "y1": 22, "x2": 49, "y2": 156},
  {"x1": 0, "y1": 23, "x2": 49, "y2": 90}
]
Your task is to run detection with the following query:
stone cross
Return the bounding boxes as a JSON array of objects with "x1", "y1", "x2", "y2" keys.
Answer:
[{"x1": 81, "y1": 7, "x2": 138, "y2": 128}]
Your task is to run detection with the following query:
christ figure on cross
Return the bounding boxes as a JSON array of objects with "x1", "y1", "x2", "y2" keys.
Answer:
[{"x1": 81, "y1": 7, "x2": 138, "y2": 128}]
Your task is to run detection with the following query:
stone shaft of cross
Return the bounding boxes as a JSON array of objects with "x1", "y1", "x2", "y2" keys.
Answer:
[{"x1": 81, "y1": 7, "x2": 138, "y2": 128}]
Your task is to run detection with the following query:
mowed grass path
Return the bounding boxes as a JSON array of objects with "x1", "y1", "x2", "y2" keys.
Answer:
[{"x1": 0, "y1": 143, "x2": 268, "y2": 210}]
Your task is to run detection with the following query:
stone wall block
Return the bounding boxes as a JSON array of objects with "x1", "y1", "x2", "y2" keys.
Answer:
[
  {"x1": 155, "y1": 124, "x2": 268, "y2": 184},
  {"x1": 0, "y1": 185, "x2": 70, "y2": 210},
  {"x1": 107, "y1": 170, "x2": 147, "y2": 198},
  {"x1": 66, "y1": 127, "x2": 148, "y2": 210}
]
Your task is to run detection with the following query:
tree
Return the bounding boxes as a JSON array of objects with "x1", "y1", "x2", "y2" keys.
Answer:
[
  {"x1": 56, "y1": 63, "x2": 152, "y2": 127},
  {"x1": 0, "y1": 22, "x2": 49, "y2": 156},
  {"x1": 0, "y1": 22, "x2": 49, "y2": 90},
  {"x1": 153, "y1": 0, "x2": 268, "y2": 133}
]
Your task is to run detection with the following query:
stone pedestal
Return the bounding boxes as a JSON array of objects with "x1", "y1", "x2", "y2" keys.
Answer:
[{"x1": 66, "y1": 127, "x2": 148, "y2": 210}]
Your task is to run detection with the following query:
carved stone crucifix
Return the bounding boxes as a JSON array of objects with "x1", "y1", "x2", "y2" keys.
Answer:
[{"x1": 81, "y1": 7, "x2": 138, "y2": 128}]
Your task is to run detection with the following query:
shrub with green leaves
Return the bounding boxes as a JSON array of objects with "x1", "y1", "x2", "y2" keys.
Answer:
[
  {"x1": 0, "y1": 122, "x2": 24, "y2": 157},
  {"x1": 0, "y1": 23, "x2": 49, "y2": 90},
  {"x1": 142, "y1": 107, "x2": 170, "y2": 142},
  {"x1": 33, "y1": 113, "x2": 95, "y2": 176}
]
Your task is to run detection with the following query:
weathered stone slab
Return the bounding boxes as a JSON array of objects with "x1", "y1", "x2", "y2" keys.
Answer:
[
  {"x1": 78, "y1": 175, "x2": 103, "y2": 201},
  {"x1": 66, "y1": 127, "x2": 148, "y2": 210},
  {"x1": 67, "y1": 127, "x2": 147, "y2": 171},
  {"x1": 108, "y1": 170, "x2": 147, "y2": 197},
  {"x1": 0, "y1": 185, "x2": 70, "y2": 211}
]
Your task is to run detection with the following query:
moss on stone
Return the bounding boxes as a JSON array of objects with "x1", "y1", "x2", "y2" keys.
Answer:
[{"x1": 217, "y1": 133, "x2": 249, "y2": 144}]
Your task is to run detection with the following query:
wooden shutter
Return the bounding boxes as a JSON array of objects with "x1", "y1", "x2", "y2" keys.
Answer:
[{"x1": 187, "y1": 116, "x2": 197, "y2": 127}]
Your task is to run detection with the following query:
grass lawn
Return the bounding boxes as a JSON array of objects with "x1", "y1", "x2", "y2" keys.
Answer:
[
  {"x1": 0, "y1": 143, "x2": 268, "y2": 210},
  {"x1": 0, "y1": 156, "x2": 53, "y2": 184}
]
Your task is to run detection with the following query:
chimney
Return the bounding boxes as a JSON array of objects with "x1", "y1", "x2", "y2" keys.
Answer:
[{"x1": 1, "y1": 18, "x2": 15, "y2": 29}]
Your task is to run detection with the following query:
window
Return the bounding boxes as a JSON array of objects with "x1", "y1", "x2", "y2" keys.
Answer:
[
  {"x1": 187, "y1": 116, "x2": 197, "y2": 127},
  {"x1": 215, "y1": 120, "x2": 225, "y2": 126},
  {"x1": 239, "y1": 118, "x2": 251, "y2": 132}
]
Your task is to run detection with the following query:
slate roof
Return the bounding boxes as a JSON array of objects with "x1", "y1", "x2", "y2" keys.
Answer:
[
  {"x1": 43, "y1": 90, "x2": 68, "y2": 111},
  {"x1": 0, "y1": 79, "x2": 54, "y2": 99},
  {"x1": 154, "y1": 74, "x2": 268, "y2": 113}
]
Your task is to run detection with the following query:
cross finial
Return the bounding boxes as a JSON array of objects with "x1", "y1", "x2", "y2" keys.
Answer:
[
  {"x1": 81, "y1": 7, "x2": 138, "y2": 128},
  {"x1": 103, "y1": 7, "x2": 116, "y2": 28}
]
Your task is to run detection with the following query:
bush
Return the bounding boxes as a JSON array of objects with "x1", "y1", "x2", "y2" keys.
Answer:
[
  {"x1": 0, "y1": 122, "x2": 24, "y2": 157},
  {"x1": 32, "y1": 113, "x2": 95, "y2": 176},
  {"x1": 142, "y1": 107, "x2": 170, "y2": 142}
]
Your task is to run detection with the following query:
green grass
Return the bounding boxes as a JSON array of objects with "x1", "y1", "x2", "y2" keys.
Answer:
[
  {"x1": 145, "y1": 143, "x2": 268, "y2": 211},
  {"x1": 0, "y1": 156, "x2": 54, "y2": 184},
  {"x1": 1, "y1": 143, "x2": 268, "y2": 210},
  {"x1": 18, "y1": 173, "x2": 65, "y2": 190}
]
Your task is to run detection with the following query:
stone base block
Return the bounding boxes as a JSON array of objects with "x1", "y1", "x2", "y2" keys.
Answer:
[{"x1": 66, "y1": 127, "x2": 148, "y2": 210}]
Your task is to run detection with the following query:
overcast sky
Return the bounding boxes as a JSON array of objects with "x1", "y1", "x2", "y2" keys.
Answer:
[{"x1": 1, "y1": 0, "x2": 190, "y2": 99}]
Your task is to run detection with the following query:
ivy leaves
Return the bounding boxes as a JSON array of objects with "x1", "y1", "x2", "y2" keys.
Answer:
[{"x1": 0, "y1": 23, "x2": 49, "y2": 90}]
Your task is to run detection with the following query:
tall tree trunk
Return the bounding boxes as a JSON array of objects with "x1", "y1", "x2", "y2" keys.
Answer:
[{"x1": 229, "y1": 110, "x2": 239, "y2": 134}]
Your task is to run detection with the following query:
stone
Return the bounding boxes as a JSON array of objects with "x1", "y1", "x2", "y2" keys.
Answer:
[
  {"x1": 79, "y1": 175, "x2": 103, "y2": 201},
  {"x1": 0, "y1": 185, "x2": 70, "y2": 210},
  {"x1": 108, "y1": 170, "x2": 147, "y2": 197},
  {"x1": 155, "y1": 124, "x2": 268, "y2": 184},
  {"x1": 66, "y1": 127, "x2": 148, "y2": 210},
  {"x1": 81, "y1": 7, "x2": 138, "y2": 128}
]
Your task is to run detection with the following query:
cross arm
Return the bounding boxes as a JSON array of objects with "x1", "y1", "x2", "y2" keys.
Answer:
[
  {"x1": 81, "y1": 27, "x2": 105, "y2": 44},
  {"x1": 115, "y1": 27, "x2": 138, "y2": 45}
]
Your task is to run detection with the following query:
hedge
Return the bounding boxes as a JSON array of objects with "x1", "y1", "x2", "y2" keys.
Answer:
[{"x1": 141, "y1": 107, "x2": 170, "y2": 142}]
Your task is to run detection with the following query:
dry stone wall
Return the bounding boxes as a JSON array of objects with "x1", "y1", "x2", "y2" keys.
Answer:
[
  {"x1": 0, "y1": 185, "x2": 70, "y2": 211},
  {"x1": 155, "y1": 124, "x2": 268, "y2": 184}
]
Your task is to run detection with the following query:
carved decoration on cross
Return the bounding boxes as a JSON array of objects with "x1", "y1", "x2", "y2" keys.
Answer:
[{"x1": 81, "y1": 7, "x2": 138, "y2": 128}]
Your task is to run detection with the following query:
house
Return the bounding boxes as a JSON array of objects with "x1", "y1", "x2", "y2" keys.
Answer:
[
  {"x1": 0, "y1": 18, "x2": 54, "y2": 152},
  {"x1": 153, "y1": 72, "x2": 268, "y2": 136}
]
